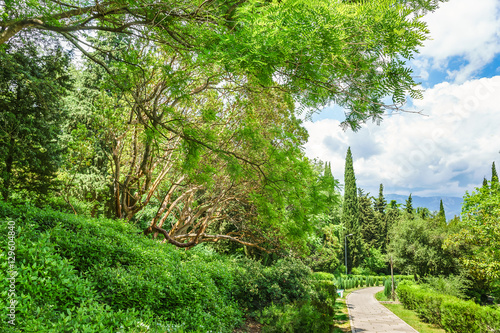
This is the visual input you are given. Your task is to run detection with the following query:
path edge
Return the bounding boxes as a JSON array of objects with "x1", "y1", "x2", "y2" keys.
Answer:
[
  {"x1": 374, "y1": 295, "x2": 419, "y2": 333},
  {"x1": 346, "y1": 290, "x2": 356, "y2": 333}
]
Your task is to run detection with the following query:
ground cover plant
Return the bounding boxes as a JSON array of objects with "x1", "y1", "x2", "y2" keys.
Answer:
[{"x1": 0, "y1": 201, "x2": 340, "y2": 332}]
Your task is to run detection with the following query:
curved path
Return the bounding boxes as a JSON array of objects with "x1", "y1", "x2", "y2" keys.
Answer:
[{"x1": 346, "y1": 287, "x2": 418, "y2": 333}]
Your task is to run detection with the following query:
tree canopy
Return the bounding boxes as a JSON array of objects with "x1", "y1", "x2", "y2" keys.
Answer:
[{"x1": 1, "y1": 0, "x2": 437, "y2": 129}]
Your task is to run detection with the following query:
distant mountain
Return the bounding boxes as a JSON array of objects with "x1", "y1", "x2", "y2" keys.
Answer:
[{"x1": 385, "y1": 194, "x2": 463, "y2": 220}]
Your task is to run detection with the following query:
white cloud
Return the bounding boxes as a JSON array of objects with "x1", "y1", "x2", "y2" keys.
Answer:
[
  {"x1": 303, "y1": 76, "x2": 500, "y2": 197},
  {"x1": 415, "y1": 0, "x2": 500, "y2": 82}
]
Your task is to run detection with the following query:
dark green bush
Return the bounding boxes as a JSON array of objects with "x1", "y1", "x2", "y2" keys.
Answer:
[
  {"x1": 384, "y1": 278, "x2": 392, "y2": 299},
  {"x1": 258, "y1": 301, "x2": 333, "y2": 333},
  {"x1": 233, "y1": 257, "x2": 314, "y2": 311}
]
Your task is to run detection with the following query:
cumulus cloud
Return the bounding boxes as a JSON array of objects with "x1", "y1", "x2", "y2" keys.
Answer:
[
  {"x1": 415, "y1": 0, "x2": 500, "y2": 83},
  {"x1": 303, "y1": 76, "x2": 500, "y2": 197}
]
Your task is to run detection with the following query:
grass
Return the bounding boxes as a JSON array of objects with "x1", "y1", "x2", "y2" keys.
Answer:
[{"x1": 375, "y1": 291, "x2": 446, "y2": 333}]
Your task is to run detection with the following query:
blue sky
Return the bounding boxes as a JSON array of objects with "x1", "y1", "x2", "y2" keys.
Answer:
[{"x1": 303, "y1": 0, "x2": 500, "y2": 198}]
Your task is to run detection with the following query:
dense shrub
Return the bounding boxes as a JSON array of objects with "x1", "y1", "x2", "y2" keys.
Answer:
[
  {"x1": 258, "y1": 277, "x2": 337, "y2": 333},
  {"x1": 397, "y1": 282, "x2": 500, "y2": 332},
  {"x1": 258, "y1": 301, "x2": 331, "y2": 333},
  {"x1": 384, "y1": 279, "x2": 393, "y2": 299},
  {"x1": 421, "y1": 275, "x2": 470, "y2": 299},
  {"x1": 0, "y1": 203, "x2": 244, "y2": 332},
  {"x1": 233, "y1": 257, "x2": 315, "y2": 311},
  {"x1": 1, "y1": 201, "x2": 344, "y2": 332},
  {"x1": 0, "y1": 219, "x2": 157, "y2": 332}
]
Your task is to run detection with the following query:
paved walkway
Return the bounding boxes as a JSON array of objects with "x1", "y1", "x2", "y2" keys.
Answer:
[{"x1": 347, "y1": 287, "x2": 418, "y2": 333}]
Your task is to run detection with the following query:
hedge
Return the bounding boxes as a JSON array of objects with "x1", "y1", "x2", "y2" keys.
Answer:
[{"x1": 397, "y1": 282, "x2": 500, "y2": 332}]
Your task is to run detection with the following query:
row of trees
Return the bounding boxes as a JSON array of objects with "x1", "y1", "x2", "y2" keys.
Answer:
[{"x1": 339, "y1": 150, "x2": 500, "y2": 301}]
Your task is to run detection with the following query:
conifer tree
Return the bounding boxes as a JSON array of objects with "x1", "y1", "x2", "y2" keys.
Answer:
[
  {"x1": 385, "y1": 200, "x2": 400, "y2": 250},
  {"x1": 483, "y1": 177, "x2": 489, "y2": 188},
  {"x1": 373, "y1": 183, "x2": 388, "y2": 252},
  {"x1": 359, "y1": 189, "x2": 379, "y2": 249},
  {"x1": 439, "y1": 199, "x2": 446, "y2": 221},
  {"x1": 405, "y1": 194, "x2": 414, "y2": 216},
  {"x1": 324, "y1": 162, "x2": 333, "y2": 179},
  {"x1": 342, "y1": 147, "x2": 362, "y2": 273},
  {"x1": 374, "y1": 184, "x2": 387, "y2": 214},
  {"x1": 492, "y1": 162, "x2": 499, "y2": 184}
]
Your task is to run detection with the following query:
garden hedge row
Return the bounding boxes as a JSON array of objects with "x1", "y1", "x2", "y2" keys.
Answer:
[
  {"x1": 397, "y1": 282, "x2": 500, "y2": 332},
  {"x1": 336, "y1": 274, "x2": 412, "y2": 290}
]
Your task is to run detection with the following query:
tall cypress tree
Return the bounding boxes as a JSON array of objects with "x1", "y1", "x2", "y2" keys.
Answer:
[
  {"x1": 374, "y1": 183, "x2": 387, "y2": 214},
  {"x1": 342, "y1": 147, "x2": 362, "y2": 273},
  {"x1": 405, "y1": 194, "x2": 414, "y2": 216},
  {"x1": 492, "y1": 162, "x2": 499, "y2": 184},
  {"x1": 438, "y1": 199, "x2": 446, "y2": 226},
  {"x1": 373, "y1": 183, "x2": 388, "y2": 252},
  {"x1": 483, "y1": 177, "x2": 489, "y2": 188}
]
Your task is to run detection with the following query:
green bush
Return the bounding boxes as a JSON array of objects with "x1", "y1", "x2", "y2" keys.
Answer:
[
  {"x1": 0, "y1": 221, "x2": 156, "y2": 332},
  {"x1": 311, "y1": 271, "x2": 335, "y2": 281},
  {"x1": 258, "y1": 301, "x2": 333, "y2": 333},
  {"x1": 0, "y1": 202, "x2": 347, "y2": 332},
  {"x1": 397, "y1": 282, "x2": 500, "y2": 332},
  {"x1": 233, "y1": 257, "x2": 315, "y2": 311},
  {"x1": 0, "y1": 202, "x2": 244, "y2": 332},
  {"x1": 311, "y1": 279, "x2": 336, "y2": 318},
  {"x1": 421, "y1": 275, "x2": 470, "y2": 299},
  {"x1": 384, "y1": 279, "x2": 393, "y2": 299}
]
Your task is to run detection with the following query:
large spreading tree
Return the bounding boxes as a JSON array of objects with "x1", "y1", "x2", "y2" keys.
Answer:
[
  {"x1": 1, "y1": 0, "x2": 447, "y2": 250},
  {"x1": 1, "y1": 0, "x2": 437, "y2": 128}
]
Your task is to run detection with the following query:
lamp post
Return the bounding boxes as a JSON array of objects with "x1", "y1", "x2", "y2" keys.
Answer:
[{"x1": 345, "y1": 233, "x2": 353, "y2": 275}]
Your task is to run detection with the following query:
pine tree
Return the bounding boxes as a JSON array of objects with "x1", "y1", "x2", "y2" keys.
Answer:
[
  {"x1": 342, "y1": 147, "x2": 362, "y2": 273},
  {"x1": 492, "y1": 162, "x2": 499, "y2": 184},
  {"x1": 374, "y1": 183, "x2": 387, "y2": 214},
  {"x1": 359, "y1": 190, "x2": 379, "y2": 249},
  {"x1": 439, "y1": 199, "x2": 446, "y2": 221},
  {"x1": 483, "y1": 177, "x2": 489, "y2": 188},
  {"x1": 373, "y1": 183, "x2": 387, "y2": 252},
  {"x1": 405, "y1": 194, "x2": 414, "y2": 216}
]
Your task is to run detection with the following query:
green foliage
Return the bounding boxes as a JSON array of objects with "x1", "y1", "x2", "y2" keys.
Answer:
[
  {"x1": 441, "y1": 298, "x2": 500, "y2": 333},
  {"x1": 389, "y1": 215, "x2": 460, "y2": 278},
  {"x1": 404, "y1": 194, "x2": 414, "y2": 215},
  {"x1": 233, "y1": 257, "x2": 315, "y2": 311},
  {"x1": 492, "y1": 161, "x2": 498, "y2": 184},
  {"x1": 0, "y1": 42, "x2": 72, "y2": 201},
  {"x1": 359, "y1": 191, "x2": 382, "y2": 250},
  {"x1": 438, "y1": 199, "x2": 446, "y2": 223},
  {"x1": 258, "y1": 273, "x2": 337, "y2": 333},
  {"x1": 0, "y1": 215, "x2": 160, "y2": 332},
  {"x1": 384, "y1": 278, "x2": 394, "y2": 299},
  {"x1": 258, "y1": 301, "x2": 333, "y2": 333},
  {"x1": 362, "y1": 247, "x2": 387, "y2": 274},
  {"x1": 444, "y1": 181, "x2": 500, "y2": 297},
  {"x1": 0, "y1": 202, "x2": 244, "y2": 332},
  {"x1": 397, "y1": 282, "x2": 500, "y2": 332},
  {"x1": 420, "y1": 275, "x2": 471, "y2": 299}
]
